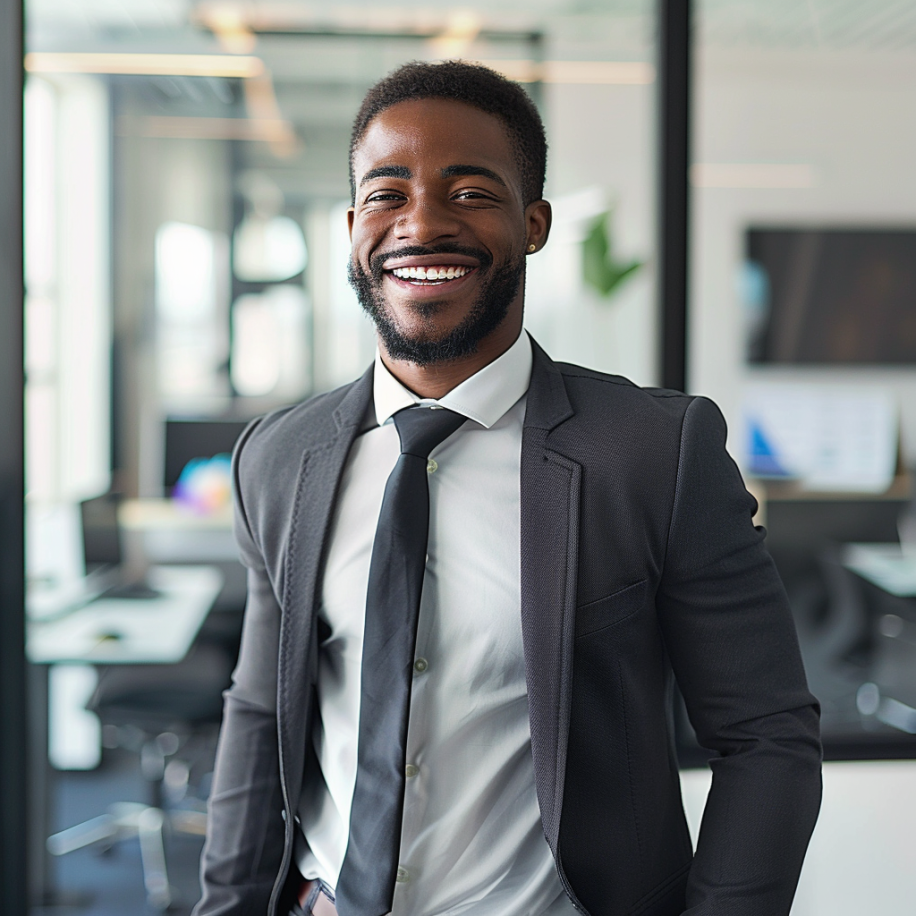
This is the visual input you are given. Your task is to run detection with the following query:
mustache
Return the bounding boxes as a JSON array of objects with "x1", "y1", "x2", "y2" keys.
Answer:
[{"x1": 367, "y1": 244, "x2": 493, "y2": 280}]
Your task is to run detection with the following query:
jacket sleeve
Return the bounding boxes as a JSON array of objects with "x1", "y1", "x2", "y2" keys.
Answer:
[
  {"x1": 656, "y1": 396, "x2": 822, "y2": 916},
  {"x1": 193, "y1": 420, "x2": 288, "y2": 916}
]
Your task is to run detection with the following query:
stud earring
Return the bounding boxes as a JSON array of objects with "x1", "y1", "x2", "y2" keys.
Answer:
[{"x1": 527, "y1": 243, "x2": 537, "y2": 253}]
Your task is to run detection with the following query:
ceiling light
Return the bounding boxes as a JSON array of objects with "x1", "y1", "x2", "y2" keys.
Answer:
[
  {"x1": 117, "y1": 116, "x2": 295, "y2": 144},
  {"x1": 429, "y1": 10, "x2": 483, "y2": 58},
  {"x1": 475, "y1": 60, "x2": 655, "y2": 85},
  {"x1": 25, "y1": 53, "x2": 265, "y2": 79},
  {"x1": 199, "y1": 7, "x2": 258, "y2": 54}
]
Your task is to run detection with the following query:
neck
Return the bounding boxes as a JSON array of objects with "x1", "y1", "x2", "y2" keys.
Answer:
[{"x1": 380, "y1": 318, "x2": 523, "y2": 400}]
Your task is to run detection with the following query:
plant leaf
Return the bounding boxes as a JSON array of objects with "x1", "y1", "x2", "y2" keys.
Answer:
[{"x1": 582, "y1": 211, "x2": 644, "y2": 299}]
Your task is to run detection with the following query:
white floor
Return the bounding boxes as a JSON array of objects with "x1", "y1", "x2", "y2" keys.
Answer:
[{"x1": 680, "y1": 759, "x2": 916, "y2": 916}]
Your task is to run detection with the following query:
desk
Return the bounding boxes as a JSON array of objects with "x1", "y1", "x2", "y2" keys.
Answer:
[
  {"x1": 843, "y1": 543, "x2": 916, "y2": 598},
  {"x1": 27, "y1": 565, "x2": 224, "y2": 664}
]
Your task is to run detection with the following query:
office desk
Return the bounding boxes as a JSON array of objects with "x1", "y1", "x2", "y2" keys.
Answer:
[
  {"x1": 843, "y1": 543, "x2": 916, "y2": 597},
  {"x1": 27, "y1": 565, "x2": 224, "y2": 664}
]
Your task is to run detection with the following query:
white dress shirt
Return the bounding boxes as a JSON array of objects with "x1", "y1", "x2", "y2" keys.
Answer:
[{"x1": 296, "y1": 331, "x2": 578, "y2": 916}]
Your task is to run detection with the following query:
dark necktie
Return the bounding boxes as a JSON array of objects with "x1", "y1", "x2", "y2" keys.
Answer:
[{"x1": 336, "y1": 405, "x2": 466, "y2": 916}]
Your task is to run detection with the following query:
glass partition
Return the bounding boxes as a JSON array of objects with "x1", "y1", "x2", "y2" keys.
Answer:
[{"x1": 692, "y1": 4, "x2": 916, "y2": 911}]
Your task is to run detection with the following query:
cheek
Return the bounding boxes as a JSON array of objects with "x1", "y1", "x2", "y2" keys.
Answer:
[
  {"x1": 350, "y1": 220, "x2": 387, "y2": 263},
  {"x1": 348, "y1": 235, "x2": 372, "y2": 270}
]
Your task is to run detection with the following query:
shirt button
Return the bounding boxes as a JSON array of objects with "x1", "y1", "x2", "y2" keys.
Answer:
[
  {"x1": 405, "y1": 764, "x2": 419, "y2": 779},
  {"x1": 426, "y1": 458, "x2": 438, "y2": 474},
  {"x1": 413, "y1": 658, "x2": 428, "y2": 674},
  {"x1": 396, "y1": 866, "x2": 410, "y2": 883}
]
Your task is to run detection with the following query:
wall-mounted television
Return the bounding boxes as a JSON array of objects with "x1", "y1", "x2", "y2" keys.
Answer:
[{"x1": 745, "y1": 227, "x2": 916, "y2": 365}]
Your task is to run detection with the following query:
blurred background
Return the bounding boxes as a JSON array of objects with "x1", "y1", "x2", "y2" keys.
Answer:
[{"x1": 10, "y1": 0, "x2": 916, "y2": 913}]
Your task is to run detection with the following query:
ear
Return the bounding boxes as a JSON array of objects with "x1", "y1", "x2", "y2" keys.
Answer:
[
  {"x1": 347, "y1": 206, "x2": 355, "y2": 241},
  {"x1": 524, "y1": 199, "x2": 552, "y2": 254}
]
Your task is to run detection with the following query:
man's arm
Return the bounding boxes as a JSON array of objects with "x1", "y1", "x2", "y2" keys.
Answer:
[
  {"x1": 656, "y1": 396, "x2": 822, "y2": 916},
  {"x1": 194, "y1": 422, "x2": 287, "y2": 916}
]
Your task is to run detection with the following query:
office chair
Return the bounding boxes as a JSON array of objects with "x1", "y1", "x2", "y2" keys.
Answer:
[{"x1": 46, "y1": 643, "x2": 233, "y2": 911}]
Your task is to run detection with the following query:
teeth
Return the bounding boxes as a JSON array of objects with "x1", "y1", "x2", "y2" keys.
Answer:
[{"x1": 391, "y1": 265, "x2": 470, "y2": 281}]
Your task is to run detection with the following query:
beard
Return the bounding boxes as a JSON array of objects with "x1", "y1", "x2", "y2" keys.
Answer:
[{"x1": 347, "y1": 243, "x2": 525, "y2": 367}]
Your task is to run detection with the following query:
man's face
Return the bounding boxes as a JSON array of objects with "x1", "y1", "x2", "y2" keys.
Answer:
[{"x1": 348, "y1": 98, "x2": 549, "y2": 366}]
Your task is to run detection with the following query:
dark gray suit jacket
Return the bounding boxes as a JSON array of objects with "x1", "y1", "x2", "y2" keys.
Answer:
[{"x1": 194, "y1": 341, "x2": 821, "y2": 916}]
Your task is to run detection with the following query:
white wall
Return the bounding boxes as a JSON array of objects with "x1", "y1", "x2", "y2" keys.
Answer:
[{"x1": 525, "y1": 80, "x2": 658, "y2": 387}]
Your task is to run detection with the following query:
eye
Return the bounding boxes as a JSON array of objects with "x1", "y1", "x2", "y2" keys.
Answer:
[
  {"x1": 365, "y1": 190, "x2": 405, "y2": 205},
  {"x1": 453, "y1": 189, "x2": 498, "y2": 203}
]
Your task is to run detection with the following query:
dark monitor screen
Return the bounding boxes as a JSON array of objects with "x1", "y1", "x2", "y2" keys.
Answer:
[
  {"x1": 164, "y1": 418, "x2": 250, "y2": 490},
  {"x1": 745, "y1": 227, "x2": 916, "y2": 364},
  {"x1": 80, "y1": 493, "x2": 122, "y2": 572}
]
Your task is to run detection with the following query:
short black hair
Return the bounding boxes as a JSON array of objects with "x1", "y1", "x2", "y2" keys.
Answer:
[{"x1": 349, "y1": 60, "x2": 547, "y2": 205}]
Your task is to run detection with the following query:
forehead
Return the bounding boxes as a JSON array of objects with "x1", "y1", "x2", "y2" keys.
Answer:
[{"x1": 353, "y1": 98, "x2": 520, "y2": 186}]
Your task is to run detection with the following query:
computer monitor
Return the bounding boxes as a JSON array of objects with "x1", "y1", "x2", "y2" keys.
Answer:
[
  {"x1": 745, "y1": 226, "x2": 916, "y2": 364},
  {"x1": 79, "y1": 493, "x2": 122, "y2": 575},
  {"x1": 163, "y1": 418, "x2": 250, "y2": 492}
]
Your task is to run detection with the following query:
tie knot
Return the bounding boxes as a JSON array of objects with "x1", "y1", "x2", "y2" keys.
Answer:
[{"x1": 393, "y1": 406, "x2": 466, "y2": 459}]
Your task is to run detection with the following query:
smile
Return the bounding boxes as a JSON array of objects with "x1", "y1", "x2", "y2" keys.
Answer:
[{"x1": 389, "y1": 265, "x2": 474, "y2": 284}]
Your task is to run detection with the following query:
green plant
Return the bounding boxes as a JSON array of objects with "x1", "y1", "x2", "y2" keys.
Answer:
[{"x1": 582, "y1": 211, "x2": 643, "y2": 299}]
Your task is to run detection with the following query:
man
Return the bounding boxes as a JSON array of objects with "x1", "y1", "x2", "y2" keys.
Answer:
[{"x1": 195, "y1": 61, "x2": 821, "y2": 916}]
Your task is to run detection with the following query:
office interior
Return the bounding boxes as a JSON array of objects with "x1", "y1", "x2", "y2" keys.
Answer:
[{"x1": 7, "y1": 0, "x2": 916, "y2": 913}]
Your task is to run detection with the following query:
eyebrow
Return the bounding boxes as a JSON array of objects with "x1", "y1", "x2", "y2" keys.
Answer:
[
  {"x1": 440, "y1": 164, "x2": 508, "y2": 188},
  {"x1": 359, "y1": 165, "x2": 411, "y2": 185},
  {"x1": 358, "y1": 163, "x2": 508, "y2": 189}
]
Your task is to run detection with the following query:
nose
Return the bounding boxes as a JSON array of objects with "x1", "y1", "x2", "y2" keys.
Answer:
[{"x1": 394, "y1": 196, "x2": 461, "y2": 245}]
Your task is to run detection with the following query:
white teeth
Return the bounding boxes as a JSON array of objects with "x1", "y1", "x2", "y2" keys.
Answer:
[{"x1": 390, "y1": 265, "x2": 471, "y2": 281}]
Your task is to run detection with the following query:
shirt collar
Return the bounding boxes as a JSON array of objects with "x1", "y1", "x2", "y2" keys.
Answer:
[{"x1": 373, "y1": 331, "x2": 533, "y2": 430}]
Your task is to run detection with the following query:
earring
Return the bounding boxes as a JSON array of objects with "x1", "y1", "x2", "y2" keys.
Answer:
[{"x1": 527, "y1": 243, "x2": 537, "y2": 253}]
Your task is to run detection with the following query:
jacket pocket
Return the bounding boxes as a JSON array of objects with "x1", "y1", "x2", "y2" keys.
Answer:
[{"x1": 575, "y1": 578, "x2": 649, "y2": 638}]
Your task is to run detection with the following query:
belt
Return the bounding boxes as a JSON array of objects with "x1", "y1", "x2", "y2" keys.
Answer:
[{"x1": 297, "y1": 878, "x2": 338, "y2": 916}]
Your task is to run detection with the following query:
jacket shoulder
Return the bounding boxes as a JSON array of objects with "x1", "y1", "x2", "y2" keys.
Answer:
[
  {"x1": 236, "y1": 376, "x2": 368, "y2": 474},
  {"x1": 550, "y1": 359, "x2": 701, "y2": 428}
]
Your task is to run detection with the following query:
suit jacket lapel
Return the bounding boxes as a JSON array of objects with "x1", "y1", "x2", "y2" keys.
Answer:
[
  {"x1": 521, "y1": 340, "x2": 580, "y2": 853},
  {"x1": 278, "y1": 367, "x2": 374, "y2": 807}
]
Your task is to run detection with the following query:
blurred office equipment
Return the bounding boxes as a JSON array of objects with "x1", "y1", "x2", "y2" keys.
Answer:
[
  {"x1": 28, "y1": 493, "x2": 161, "y2": 622},
  {"x1": 768, "y1": 501, "x2": 916, "y2": 759},
  {"x1": 37, "y1": 566, "x2": 224, "y2": 911},
  {"x1": 47, "y1": 644, "x2": 231, "y2": 911},
  {"x1": 744, "y1": 385, "x2": 898, "y2": 493},
  {"x1": 164, "y1": 417, "x2": 249, "y2": 492},
  {"x1": 845, "y1": 543, "x2": 916, "y2": 726},
  {"x1": 80, "y1": 492, "x2": 161, "y2": 599},
  {"x1": 28, "y1": 565, "x2": 223, "y2": 665},
  {"x1": 745, "y1": 228, "x2": 916, "y2": 365}
]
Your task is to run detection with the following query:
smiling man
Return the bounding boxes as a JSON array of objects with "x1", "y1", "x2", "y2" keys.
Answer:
[{"x1": 194, "y1": 62, "x2": 821, "y2": 916}]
